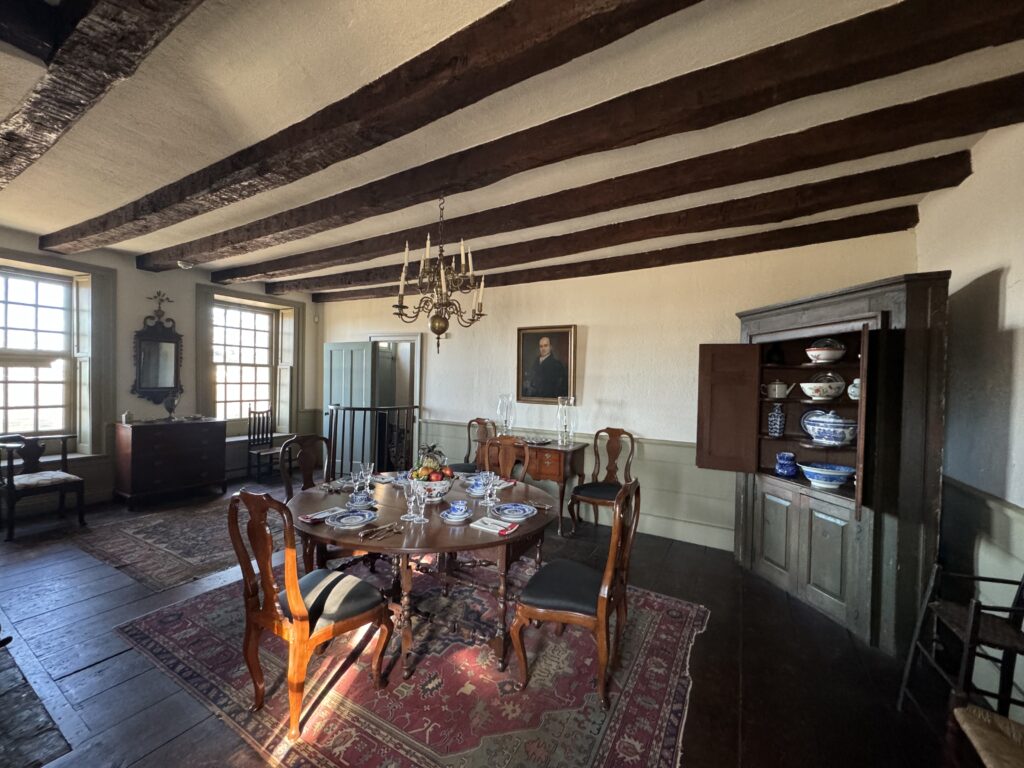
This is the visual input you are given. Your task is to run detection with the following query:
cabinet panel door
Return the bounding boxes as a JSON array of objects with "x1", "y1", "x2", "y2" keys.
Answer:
[
  {"x1": 798, "y1": 495, "x2": 862, "y2": 627},
  {"x1": 696, "y1": 343, "x2": 759, "y2": 472},
  {"x1": 752, "y1": 477, "x2": 798, "y2": 591}
]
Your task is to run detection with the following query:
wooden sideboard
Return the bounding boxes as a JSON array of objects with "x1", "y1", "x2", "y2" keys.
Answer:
[{"x1": 114, "y1": 419, "x2": 227, "y2": 509}]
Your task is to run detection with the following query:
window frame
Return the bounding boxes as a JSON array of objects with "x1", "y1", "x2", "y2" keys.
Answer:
[{"x1": 211, "y1": 301, "x2": 277, "y2": 422}]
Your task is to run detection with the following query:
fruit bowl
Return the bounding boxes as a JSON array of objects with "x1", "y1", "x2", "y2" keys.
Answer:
[{"x1": 410, "y1": 477, "x2": 454, "y2": 503}]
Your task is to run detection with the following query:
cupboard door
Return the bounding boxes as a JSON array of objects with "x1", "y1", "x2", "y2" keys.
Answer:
[
  {"x1": 696, "y1": 343, "x2": 760, "y2": 472},
  {"x1": 798, "y1": 495, "x2": 863, "y2": 629},
  {"x1": 752, "y1": 476, "x2": 799, "y2": 591}
]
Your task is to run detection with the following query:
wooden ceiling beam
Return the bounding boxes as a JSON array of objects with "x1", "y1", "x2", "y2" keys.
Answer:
[
  {"x1": 0, "y1": 0, "x2": 205, "y2": 190},
  {"x1": 122, "y1": 0, "x2": 1024, "y2": 267},
  {"x1": 312, "y1": 207, "x2": 920, "y2": 303},
  {"x1": 37, "y1": 0, "x2": 695, "y2": 254},
  {"x1": 269, "y1": 153, "x2": 969, "y2": 294}
]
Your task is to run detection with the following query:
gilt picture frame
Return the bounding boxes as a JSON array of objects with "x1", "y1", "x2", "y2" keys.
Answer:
[{"x1": 516, "y1": 325, "x2": 576, "y2": 404}]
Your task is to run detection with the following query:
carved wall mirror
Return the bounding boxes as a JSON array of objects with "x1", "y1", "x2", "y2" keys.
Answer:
[{"x1": 132, "y1": 291, "x2": 183, "y2": 404}]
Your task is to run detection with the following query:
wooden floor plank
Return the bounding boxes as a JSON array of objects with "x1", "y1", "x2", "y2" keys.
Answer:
[
  {"x1": 127, "y1": 715, "x2": 261, "y2": 768},
  {"x1": 3, "y1": 571, "x2": 140, "y2": 623},
  {"x1": 0, "y1": 559, "x2": 112, "y2": 595},
  {"x1": 16, "y1": 583, "x2": 155, "y2": 640},
  {"x1": 45, "y1": 690, "x2": 211, "y2": 768},
  {"x1": 56, "y1": 650, "x2": 153, "y2": 706},
  {"x1": 39, "y1": 632, "x2": 131, "y2": 682},
  {"x1": 76, "y1": 667, "x2": 182, "y2": 737}
]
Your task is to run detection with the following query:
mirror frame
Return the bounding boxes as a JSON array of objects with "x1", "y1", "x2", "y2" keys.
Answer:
[{"x1": 131, "y1": 294, "x2": 183, "y2": 404}]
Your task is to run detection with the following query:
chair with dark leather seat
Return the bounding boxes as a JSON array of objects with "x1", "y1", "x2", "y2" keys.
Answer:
[
  {"x1": 510, "y1": 479, "x2": 640, "y2": 708},
  {"x1": 448, "y1": 418, "x2": 496, "y2": 474},
  {"x1": 228, "y1": 489, "x2": 393, "y2": 740},
  {"x1": 899, "y1": 564, "x2": 1024, "y2": 719},
  {"x1": 567, "y1": 427, "x2": 635, "y2": 535}
]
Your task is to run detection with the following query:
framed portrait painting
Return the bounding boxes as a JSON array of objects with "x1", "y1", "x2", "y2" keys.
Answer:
[{"x1": 517, "y1": 325, "x2": 576, "y2": 404}]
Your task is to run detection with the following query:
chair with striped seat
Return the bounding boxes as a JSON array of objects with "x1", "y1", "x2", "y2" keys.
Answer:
[
  {"x1": 228, "y1": 489, "x2": 393, "y2": 740},
  {"x1": 567, "y1": 427, "x2": 635, "y2": 535}
]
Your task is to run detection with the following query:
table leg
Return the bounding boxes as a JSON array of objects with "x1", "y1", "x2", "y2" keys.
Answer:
[
  {"x1": 315, "y1": 542, "x2": 328, "y2": 570},
  {"x1": 556, "y1": 476, "x2": 567, "y2": 536},
  {"x1": 399, "y1": 553, "x2": 414, "y2": 679},
  {"x1": 489, "y1": 545, "x2": 510, "y2": 671}
]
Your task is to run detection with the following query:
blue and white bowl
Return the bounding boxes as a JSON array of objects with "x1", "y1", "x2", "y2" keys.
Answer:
[
  {"x1": 797, "y1": 462, "x2": 855, "y2": 490},
  {"x1": 801, "y1": 409, "x2": 858, "y2": 446}
]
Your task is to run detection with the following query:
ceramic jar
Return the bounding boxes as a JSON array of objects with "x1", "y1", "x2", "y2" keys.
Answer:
[
  {"x1": 775, "y1": 451, "x2": 797, "y2": 477},
  {"x1": 768, "y1": 403, "x2": 786, "y2": 438},
  {"x1": 848, "y1": 378, "x2": 862, "y2": 401}
]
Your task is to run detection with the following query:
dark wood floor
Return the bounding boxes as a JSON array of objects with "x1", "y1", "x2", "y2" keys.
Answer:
[{"x1": 0, "y1": 487, "x2": 941, "y2": 767}]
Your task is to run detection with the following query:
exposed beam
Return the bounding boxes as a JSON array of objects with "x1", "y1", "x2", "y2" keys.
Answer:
[
  {"x1": 37, "y1": 0, "x2": 696, "y2": 254},
  {"x1": 0, "y1": 0, "x2": 94, "y2": 63},
  {"x1": 123, "y1": 0, "x2": 1024, "y2": 267},
  {"x1": 312, "y1": 207, "x2": 920, "y2": 303},
  {"x1": 0, "y1": 0, "x2": 205, "y2": 190},
  {"x1": 269, "y1": 153, "x2": 969, "y2": 294}
]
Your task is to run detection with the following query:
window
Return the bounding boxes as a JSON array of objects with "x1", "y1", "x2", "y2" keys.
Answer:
[
  {"x1": 0, "y1": 272, "x2": 72, "y2": 434},
  {"x1": 212, "y1": 304, "x2": 274, "y2": 420}
]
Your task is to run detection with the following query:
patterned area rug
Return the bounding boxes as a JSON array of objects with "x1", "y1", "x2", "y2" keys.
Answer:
[
  {"x1": 74, "y1": 483, "x2": 285, "y2": 591},
  {"x1": 119, "y1": 562, "x2": 709, "y2": 767}
]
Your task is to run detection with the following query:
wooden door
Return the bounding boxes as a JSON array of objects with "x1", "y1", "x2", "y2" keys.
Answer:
[
  {"x1": 696, "y1": 343, "x2": 760, "y2": 472},
  {"x1": 752, "y1": 475, "x2": 799, "y2": 592},
  {"x1": 323, "y1": 342, "x2": 373, "y2": 474},
  {"x1": 797, "y1": 493, "x2": 865, "y2": 633}
]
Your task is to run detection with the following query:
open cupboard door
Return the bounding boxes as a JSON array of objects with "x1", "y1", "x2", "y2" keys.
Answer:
[{"x1": 696, "y1": 344, "x2": 760, "y2": 472}]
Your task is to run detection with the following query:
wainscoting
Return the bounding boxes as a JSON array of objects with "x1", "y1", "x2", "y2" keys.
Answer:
[{"x1": 420, "y1": 419, "x2": 736, "y2": 551}]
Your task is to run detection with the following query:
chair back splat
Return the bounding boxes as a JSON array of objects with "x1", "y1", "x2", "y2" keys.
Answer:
[
  {"x1": 280, "y1": 435, "x2": 331, "y2": 502},
  {"x1": 0, "y1": 433, "x2": 85, "y2": 541},
  {"x1": 484, "y1": 435, "x2": 531, "y2": 480},
  {"x1": 227, "y1": 490, "x2": 297, "y2": 624},
  {"x1": 593, "y1": 427, "x2": 635, "y2": 486}
]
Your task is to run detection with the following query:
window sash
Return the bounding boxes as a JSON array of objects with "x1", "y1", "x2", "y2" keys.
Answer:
[{"x1": 212, "y1": 302, "x2": 277, "y2": 421}]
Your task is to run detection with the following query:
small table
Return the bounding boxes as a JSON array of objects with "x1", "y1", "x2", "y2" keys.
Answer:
[
  {"x1": 290, "y1": 480, "x2": 556, "y2": 677},
  {"x1": 478, "y1": 440, "x2": 586, "y2": 535}
]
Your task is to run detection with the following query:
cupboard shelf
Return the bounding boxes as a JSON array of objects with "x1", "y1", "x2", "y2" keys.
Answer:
[{"x1": 757, "y1": 470, "x2": 857, "y2": 501}]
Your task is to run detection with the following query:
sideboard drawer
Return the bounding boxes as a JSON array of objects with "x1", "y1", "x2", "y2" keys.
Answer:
[
  {"x1": 115, "y1": 420, "x2": 227, "y2": 506},
  {"x1": 530, "y1": 449, "x2": 564, "y2": 482}
]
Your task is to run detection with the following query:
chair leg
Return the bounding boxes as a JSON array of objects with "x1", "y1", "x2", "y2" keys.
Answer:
[
  {"x1": 566, "y1": 496, "x2": 578, "y2": 536},
  {"x1": 286, "y1": 643, "x2": 311, "y2": 740},
  {"x1": 554, "y1": 623, "x2": 566, "y2": 637},
  {"x1": 898, "y1": 563, "x2": 939, "y2": 712},
  {"x1": 510, "y1": 611, "x2": 530, "y2": 689},
  {"x1": 952, "y1": 599, "x2": 981, "y2": 710},
  {"x1": 997, "y1": 650, "x2": 1017, "y2": 717},
  {"x1": 592, "y1": 502, "x2": 599, "y2": 528},
  {"x1": 371, "y1": 613, "x2": 394, "y2": 689},
  {"x1": 243, "y1": 621, "x2": 265, "y2": 711},
  {"x1": 613, "y1": 596, "x2": 626, "y2": 668},
  {"x1": 247, "y1": 453, "x2": 253, "y2": 480},
  {"x1": 76, "y1": 484, "x2": 85, "y2": 527},
  {"x1": 58, "y1": 489, "x2": 66, "y2": 517},
  {"x1": 596, "y1": 613, "x2": 611, "y2": 709}
]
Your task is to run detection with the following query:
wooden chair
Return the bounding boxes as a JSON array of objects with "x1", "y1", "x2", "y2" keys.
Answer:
[
  {"x1": 279, "y1": 434, "x2": 332, "y2": 502},
  {"x1": 484, "y1": 435, "x2": 531, "y2": 480},
  {"x1": 510, "y1": 479, "x2": 640, "y2": 707},
  {"x1": 947, "y1": 705, "x2": 1024, "y2": 768},
  {"x1": 567, "y1": 427, "x2": 635, "y2": 535},
  {"x1": 247, "y1": 408, "x2": 285, "y2": 481},
  {"x1": 0, "y1": 434, "x2": 84, "y2": 541},
  {"x1": 448, "y1": 418, "x2": 496, "y2": 473},
  {"x1": 899, "y1": 564, "x2": 1024, "y2": 718},
  {"x1": 227, "y1": 489, "x2": 393, "y2": 740}
]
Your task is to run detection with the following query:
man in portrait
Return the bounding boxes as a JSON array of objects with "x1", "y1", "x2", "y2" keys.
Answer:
[{"x1": 524, "y1": 335, "x2": 568, "y2": 398}]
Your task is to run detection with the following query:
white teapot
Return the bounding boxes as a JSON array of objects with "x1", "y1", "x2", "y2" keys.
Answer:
[{"x1": 761, "y1": 379, "x2": 796, "y2": 400}]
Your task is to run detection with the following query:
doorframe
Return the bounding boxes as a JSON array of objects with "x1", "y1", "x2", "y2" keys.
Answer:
[{"x1": 369, "y1": 332, "x2": 422, "y2": 452}]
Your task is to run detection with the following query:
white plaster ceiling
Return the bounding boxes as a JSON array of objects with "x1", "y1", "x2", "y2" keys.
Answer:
[{"x1": 0, "y1": 0, "x2": 1020, "y2": 292}]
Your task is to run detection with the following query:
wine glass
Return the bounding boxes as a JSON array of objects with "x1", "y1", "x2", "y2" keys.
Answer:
[
  {"x1": 410, "y1": 483, "x2": 428, "y2": 524},
  {"x1": 399, "y1": 481, "x2": 419, "y2": 522},
  {"x1": 479, "y1": 471, "x2": 499, "y2": 507}
]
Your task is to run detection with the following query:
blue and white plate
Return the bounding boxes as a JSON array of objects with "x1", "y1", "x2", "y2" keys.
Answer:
[
  {"x1": 440, "y1": 509, "x2": 472, "y2": 524},
  {"x1": 346, "y1": 496, "x2": 376, "y2": 509},
  {"x1": 491, "y1": 502, "x2": 537, "y2": 522},
  {"x1": 346, "y1": 501, "x2": 377, "y2": 512},
  {"x1": 325, "y1": 509, "x2": 378, "y2": 529},
  {"x1": 465, "y1": 486, "x2": 487, "y2": 497}
]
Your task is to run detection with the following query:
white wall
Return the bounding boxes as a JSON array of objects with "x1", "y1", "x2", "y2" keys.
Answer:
[{"x1": 324, "y1": 230, "x2": 917, "y2": 547}]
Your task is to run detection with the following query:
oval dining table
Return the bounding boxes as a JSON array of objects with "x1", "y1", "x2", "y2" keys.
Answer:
[{"x1": 290, "y1": 478, "x2": 557, "y2": 676}]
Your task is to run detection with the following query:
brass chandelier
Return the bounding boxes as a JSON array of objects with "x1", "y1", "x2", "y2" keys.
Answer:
[{"x1": 393, "y1": 198, "x2": 485, "y2": 351}]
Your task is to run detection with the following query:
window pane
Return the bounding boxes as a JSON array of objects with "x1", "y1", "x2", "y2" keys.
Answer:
[
  {"x1": 226, "y1": 402, "x2": 241, "y2": 420},
  {"x1": 212, "y1": 306, "x2": 225, "y2": 325},
  {"x1": 255, "y1": 348, "x2": 269, "y2": 365},
  {"x1": 215, "y1": 365, "x2": 226, "y2": 383},
  {"x1": 256, "y1": 367, "x2": 270, "y2": 383},
  {"x1": 9, "y1": 367, "x2": 35, "y2": 381},
  {"x1": 255, "y1": 331, "x2": 269, "y2": 349},
  {"x1": 226, "y1": 346, "x2": 240, "y2": 363},
  {"x1": 37, "y1": 307, "x2": 66, "y2": 332},
  {"x1": 241, "y1": 366, "x2": 255, "y2": 383},
  {"x1": 225, "y1": 327, "x2": 240, "y2": 346},
  {"x1": 256, "y1": 400, "x2": 270, "y2": 411},
  {"x1": 241, "y1": 384, "x2": 255, "y2": 401},
  {"x1": 240, "y1": 347, "x2": 255, "y2": 364},
  {"x1": 38, "y1": 383, "x2": 63, "y2": 407},
  {"x1": 216, "y1": 403, "x2": 225, "y2": 420},
  {"x1": 212, "y1": 345, "x2": 224, "y2": 362},
  {"x1": 37, "y1": 332, "x2": 65, "y2": 351},
  {"x1": 216, "y1": 383, "x2": 225, "y2": 401},
  {"x1": 7, "y1": 278, "x2": 35, "y2": 303},
  {"x1": 225, "y1": 383, "x2": 240, "y2": 401},
  {"x1": 240, "y1": 329, "x2": 254, "y2": 347},
  {"x1": 255, "y1": 314, "x2": 270, "y2": 331},
  {"x1": 0, "y1": 279, "x2": 5, "y2": 302},
  {"x1": 37, "y1": 408, "x2": 63, "y2": 431},
  {"x1": 39, "y1": 360, "x2": 64, "y2": 380},
  {"x1": 7, "y1": 409, "x2": 34, "y2": 432},
  {"x1": 225, "y1": 309, "x2": 240, "y2": 327},
  {"x1": 7, "y1": 330, "x2": 34, "y2": 349},
  {"x1": 37, "y1": 283, "x2": 66, "y2": 308},
  {"x1": 241, "y1": 312, "x2": 255, "y2": 330},
  {"x1": 7, "y1": 303, "x2": 35, "y2": 329},
  {"x1": 212, "y1": 326, "x2": 224, "y2": 344},
  {"x1": 256, "y1": 383, "x2": 270, "y2": 401},
  {"x1": 226, "y1": 366, "x2": 240, "y2": 383},
  {"x1": 9, "y1": 383, "x2": 35, "y2": 406}
]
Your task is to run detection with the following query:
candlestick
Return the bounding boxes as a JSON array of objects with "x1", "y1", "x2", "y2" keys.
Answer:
[
  {"x1": 478, "y1": 275, "x2": 485, "y2": 310},
  {"x1": 468, "y1": 248, "x2": 474, "y2": 276},
  {"x1": 403, "y1": 241, "x2": 409, "y2": 269},
  {"x1": 460, "y1": 239, "x2": 466, "y2": 273}
]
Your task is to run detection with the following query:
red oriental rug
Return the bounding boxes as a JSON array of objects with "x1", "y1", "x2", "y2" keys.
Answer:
[{"x1": 118, "y1": 563, "x2": 708, "y2": 767}]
